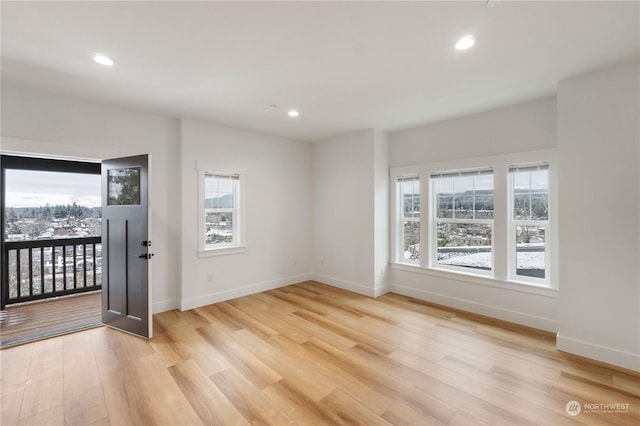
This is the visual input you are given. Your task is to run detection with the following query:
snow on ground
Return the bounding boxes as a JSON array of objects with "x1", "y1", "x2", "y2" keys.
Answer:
[
  {"x1": 515, "y1": 252, "x2": 545, "y2": 269},
  {"x1": 438, "y1": 251, "x2": 544, "y2": 269},
  {"x1": 439, "y1": 252, "x2": 492, "y2": 268}
]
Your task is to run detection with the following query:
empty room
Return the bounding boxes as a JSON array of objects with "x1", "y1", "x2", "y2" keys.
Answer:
[{"x1": 1, "y1": 1, "x2": 638, "y2": 425}]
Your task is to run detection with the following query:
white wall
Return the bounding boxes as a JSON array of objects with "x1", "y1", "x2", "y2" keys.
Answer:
[
  {"x1": 391, "y1": 97, "x2": 557, "y2": 167},
  {"x1": 311, "y1": 130, "x2": 377, "y2": 295},
  {"x1": 1, "y1": 83, "x2": 181, "y2": 313},
  {"x1": 179, "y1": 118, "x2": 312, "y2": 310},
  {"x1": 388, "y1": 96, "x2": 560, "y2": 332},
  {"x1": 557, "y1": 58, "x2": 640, "y2": 371},
  {"x1": 374, "y1": 131, "x2": 390, "y2": 296}
]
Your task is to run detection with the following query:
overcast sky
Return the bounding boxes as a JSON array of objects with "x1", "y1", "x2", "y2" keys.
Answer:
[{"x1": 5, "y1": 170, "x2": 101, "y2": 208}]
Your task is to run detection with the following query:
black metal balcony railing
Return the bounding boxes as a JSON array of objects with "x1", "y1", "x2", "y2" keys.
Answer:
[{"x1": 2, "y1": 236, "x2": 102, "y2": 309}]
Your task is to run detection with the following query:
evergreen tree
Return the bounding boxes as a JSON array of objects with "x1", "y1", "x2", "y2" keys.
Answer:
[{"x1": 6, "y1": 208, "x2": 21, "y2": 234}]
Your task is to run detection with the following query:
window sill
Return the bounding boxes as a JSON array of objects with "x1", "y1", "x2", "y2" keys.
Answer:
[
  {"x1": 390, "y1": 262, "x2": 558, "y2": 298},
  {"x1": 198, "y1": 246, "x2": 247, "y2": 258}
]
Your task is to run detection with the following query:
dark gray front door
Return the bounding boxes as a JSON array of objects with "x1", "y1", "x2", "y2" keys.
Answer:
[{"x1": 101, "y1": 154, "x2": 152, "y2": 338}]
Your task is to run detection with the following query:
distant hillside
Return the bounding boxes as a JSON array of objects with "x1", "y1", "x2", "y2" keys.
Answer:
[{"x1": 205, "y1": 194, "x2": 234, "y2": 209}]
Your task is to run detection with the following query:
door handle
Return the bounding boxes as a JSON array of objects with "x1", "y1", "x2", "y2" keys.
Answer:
[{"x1": 138, "y1": 253, "x2": 155, "y2": 260}]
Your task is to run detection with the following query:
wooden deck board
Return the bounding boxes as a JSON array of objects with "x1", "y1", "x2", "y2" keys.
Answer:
[{"x1": 0, "y1": 292, "x2": 101, "y2": 347}]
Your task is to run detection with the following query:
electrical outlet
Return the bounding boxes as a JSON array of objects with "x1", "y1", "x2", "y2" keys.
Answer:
[{"x1": 207, "y1": 273, "x2": 213, "y2": 283}]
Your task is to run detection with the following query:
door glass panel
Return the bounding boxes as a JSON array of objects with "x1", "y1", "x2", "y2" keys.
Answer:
[{"x1": 108, "y1": 167, "x2": 141, "y2": 205}]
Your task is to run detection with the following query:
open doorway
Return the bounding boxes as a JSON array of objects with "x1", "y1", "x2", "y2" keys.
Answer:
[{"x1": 0, "y1": 155, "x2": 102, "y2": 347}]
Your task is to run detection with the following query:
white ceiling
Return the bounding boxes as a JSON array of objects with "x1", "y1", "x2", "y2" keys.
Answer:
[{"x1": 2, "y1": 1, "x2": 639, "y2": 142}]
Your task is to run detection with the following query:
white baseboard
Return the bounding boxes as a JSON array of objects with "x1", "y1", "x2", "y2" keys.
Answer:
[
  {"x1": 392, "y1": 284, "x2": 558, "y2": 333},
  {"x1": 180, "y1": 273, "x2": 313, "y2": 311},
  {"x1": 374, "y1": 283, "x2": 391, "y2": 298},
  {"x1": 153, "y1": 299, "x2": 179, "y2": 314},
  {"x1": 557, "y1": 334, "x2": 640, "y2": 372},
  {"x1": 312, "y1": 273, "x2": 375, "y2": 297}
]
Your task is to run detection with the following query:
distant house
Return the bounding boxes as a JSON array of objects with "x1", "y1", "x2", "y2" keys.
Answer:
[{"x1": 53, "y1": 227, "x2": 74, "y2": 237}]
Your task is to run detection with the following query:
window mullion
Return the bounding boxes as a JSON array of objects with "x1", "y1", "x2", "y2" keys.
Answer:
[
  {"x1": 438, "y1": 218, "x2": 494, "y2": 225},
  {"x1": 492, "y1": 164, "x2": 508, "y2": 281},
  {"x1": 419, "y1": 174, "x2": 428, "y2": 268},
  {"x1": 513, "y1": 219, "x2": 548, "y2": 226}
]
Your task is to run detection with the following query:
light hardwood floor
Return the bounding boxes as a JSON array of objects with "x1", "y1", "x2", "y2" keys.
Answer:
[{"x1": 1, "y1": 281, "x2": 638, "y2": 425}]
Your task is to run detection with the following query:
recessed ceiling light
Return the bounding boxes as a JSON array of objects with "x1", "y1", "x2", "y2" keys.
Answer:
[
  {"x1": 455, "y1": 36, "x2": 476, "y2": 50},
  {"x1": 288, "y1": 109, "x2": 300, "y2": 118},
  {"x1": 93, "y1": 54, "x2": 114, "y2": 66}
]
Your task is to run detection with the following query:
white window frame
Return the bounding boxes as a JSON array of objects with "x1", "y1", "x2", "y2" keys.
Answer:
[
  {"x1": 197, "y1": 161, "x2": 247, "y2": 257},
  {"x1": 390, "y1": 149, "x2": 557, "y2": 291},
  {"x1": 395, "y1": 175, "x2": 420, "y2": 265},
  {"x1": 508, "y1": 162, "x2": 551, "y2": 286},
  {"x1": 430, "y1": 168, "x2": 494, "y2": 277}
]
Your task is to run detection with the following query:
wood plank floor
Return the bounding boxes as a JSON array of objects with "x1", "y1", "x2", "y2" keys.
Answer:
[
  {"x1": 0, "y1": 292, "x2": 101, "y2": 347},
  {"x1": 1, "y1": 281, "x2": 638, "y2": 425}
]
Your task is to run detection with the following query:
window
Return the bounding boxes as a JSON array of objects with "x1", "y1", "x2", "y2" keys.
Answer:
[
  {"x1": 204, "y1": 174, "x2": 239, "y2": 246},
  {"x1": 390, "y1": 149, "x2": 556, "y2": 289},
  {"x1": 431, "y1": 169, "x2": 493, "y2": 273},
  {"x1": 397, "y1": 175, "x2": 420, "y2": 264},
  {"x1": 509, "y1": 163, "x2": 549, "y2": 283},
  {"x1": 198, "y1": 162, "x2": 245, "y2": 256}
]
